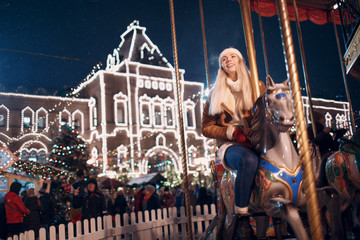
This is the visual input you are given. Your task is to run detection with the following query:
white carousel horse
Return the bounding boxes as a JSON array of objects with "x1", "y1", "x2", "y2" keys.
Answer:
[{"x1": 217, "y1": 76, "x2": 342, "y2": 240}]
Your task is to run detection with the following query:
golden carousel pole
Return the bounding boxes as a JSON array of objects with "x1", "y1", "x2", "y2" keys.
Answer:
[
  {"x1": 238, "y1": 0, "x2": 260, "y2": 100},
  {"x1": 256, "y1": 0, "x2": 270, "y2": 77},
  {"x1": 199, "y1": 0, "x2": 217, "y2": 185},
  {"x1": 292, "y1": 0, "x2": 318, "y2": 137},
  {"x1": 199, "y1": 0, "x2": 210, "y2": 88},
  {"x1": 275, "y1": 0, "x2": 323, "y2": 239},
  {"x1": 168, "y1": 0, "x2": 193, "y2": 239}
]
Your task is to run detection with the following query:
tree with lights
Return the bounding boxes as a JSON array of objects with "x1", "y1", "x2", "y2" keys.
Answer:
[{"x1": 49, "y1": 124, "x2": 89, "y2": 172}]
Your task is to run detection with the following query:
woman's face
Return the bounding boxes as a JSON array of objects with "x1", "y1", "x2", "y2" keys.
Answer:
[{"x1": 221, "y1": 53, "x2": 239, "y2": 76}]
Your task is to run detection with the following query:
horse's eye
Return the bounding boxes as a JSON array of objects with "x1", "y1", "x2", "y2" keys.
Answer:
[{"x1": 276, "y1": 93, "x2": 286, "y2": 99}]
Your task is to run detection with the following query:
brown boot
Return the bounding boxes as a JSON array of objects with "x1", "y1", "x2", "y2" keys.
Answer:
[{"x1": 232, "y1": 215, "x2": 256, "y2": 240}]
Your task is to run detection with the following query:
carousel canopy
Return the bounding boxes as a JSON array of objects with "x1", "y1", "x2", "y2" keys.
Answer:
[{"x1": 249, "y1": 0, "x2": 341, "y2": 25}]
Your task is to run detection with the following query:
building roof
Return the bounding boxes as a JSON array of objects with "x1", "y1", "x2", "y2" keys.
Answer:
[{"x1": 106, "y1": 20, "x2": 172, "y2": 70}]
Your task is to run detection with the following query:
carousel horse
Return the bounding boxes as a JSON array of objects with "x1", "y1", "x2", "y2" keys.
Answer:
[
  {"x1": 217, "y1": 76, "x2": 342, "y2": 240},
  {"x1": 325, "y1": 129, "x2": 360, "y2": 232}
]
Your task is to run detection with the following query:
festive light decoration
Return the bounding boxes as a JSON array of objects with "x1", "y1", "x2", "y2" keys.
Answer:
[
  {"x1": 0, "y1": 147, "x2": 16, "y2": 171},
  {"x1": 48, "y1": 124, "x2": 88, "y2": 172},
  {"x1": 12, "y1": 159, "x2": 72, "y2": 179}
]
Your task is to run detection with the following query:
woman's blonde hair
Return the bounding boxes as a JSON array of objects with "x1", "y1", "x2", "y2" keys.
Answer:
[{"x1": 209, "y1": 48, "x2": 254, "y2": 115}]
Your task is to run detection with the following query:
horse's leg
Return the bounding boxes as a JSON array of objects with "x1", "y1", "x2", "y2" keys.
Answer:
[
  {"x1": 272, "y1": 217, "x2": 284, "y2": 240},
  {"x1": 216, "y1": 190, "x2": 227, "y2": 240},
  {"x1": 280, "y1": 204, "x2": 309, "y2": 240},
  {"x1": 253, "y1": 214, "x2": 269, "y2": 239},
  {"x1": 317, "y1": 187, "x2": 344, "y2": 240}
]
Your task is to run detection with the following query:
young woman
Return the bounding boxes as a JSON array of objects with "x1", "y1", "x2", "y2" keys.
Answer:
[{"x1": 202, "y1": 48, "x2": 266, "y2": 239}]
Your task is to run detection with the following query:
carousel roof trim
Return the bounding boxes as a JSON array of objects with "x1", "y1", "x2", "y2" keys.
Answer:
[{"x1": 249, "y1": 0, "x2": 341, "y2": 25}]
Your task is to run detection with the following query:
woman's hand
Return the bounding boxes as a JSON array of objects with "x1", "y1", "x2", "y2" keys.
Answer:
[{"x1": 233, "y1": 128, "x2": 253, "y2": 149}]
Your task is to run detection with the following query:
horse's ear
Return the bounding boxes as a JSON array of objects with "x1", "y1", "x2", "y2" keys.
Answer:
[
  {"x1": 283, "y1": 79, "x2": 290, "y2": 87},
  {"x1": 266, "y1": 75, "x2": 275, "y2": 87}
]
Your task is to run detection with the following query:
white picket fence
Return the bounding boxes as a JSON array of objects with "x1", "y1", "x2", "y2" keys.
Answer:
[{"x1": 7, "y1": 204, "x2": 217, "y2": 240}]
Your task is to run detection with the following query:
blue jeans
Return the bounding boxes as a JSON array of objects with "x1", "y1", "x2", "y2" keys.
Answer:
[{"x1": 224, "y1": 145, "x2": 259, "y2": 207}]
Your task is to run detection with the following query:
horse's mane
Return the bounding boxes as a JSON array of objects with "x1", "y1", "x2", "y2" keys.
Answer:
[{"x1": 251, "y1": 92, "x2": 280, "y2": 153}]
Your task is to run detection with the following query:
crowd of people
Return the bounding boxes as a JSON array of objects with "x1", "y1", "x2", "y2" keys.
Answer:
[{"x1": 0, "y1": 174, "x2": 216, "y2": 239}]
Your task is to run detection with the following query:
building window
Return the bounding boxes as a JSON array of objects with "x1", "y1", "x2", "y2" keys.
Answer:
[
  {"x1": 59, "y1": 109, "x2": 71, "y2": 129},
  {"x1": 72, "y1": 110, "x2": 84, "y2": 134},
  {"x1": 0, "y1": 114, "x2": 5, "y2": 127},
  {"x1": 187, "y1": 110, "x2": 194, "y2": 127},
  {"x1": 116, "y1": 102, "x2": 125, "y2": 124},
  {"x1": 114, "y1": 92, "x2": 128, "y2": 126},
  {"x1": 36, "y1": 107, "x2": 48, "y2": 132},
  {"x1": 38, "y1": 117, "x2": 45, "y2": 129},
  {"x1": 74, "y1": 119, "x2": 80, "y2": 130},
  {"x1": 38, "y1": 151, "x2": 47, "y2": 163},
  {"x1": 142, "y1": 106, "x2": 150, "y2": 125},
  {"x1": 166, "y1": 107, "x2": 173, "y2": 126},
  {"x1": 184, "y1": 99, "x2": 196, "y2": 129},
  {"x1": 140, "y1": 95, "x2": 152, "y2": 126},
  {"x1": 23, "y1": 116, "x2": 31, "y2": 128},
  {"x1": 22, "y1": 107, "x2": 35, "y2": 131},
  {"x1": 154, "y1": 105, "x2": 162, "y2": 126},
  {"x1": 89, "y1": 97, "x2": 98, "y2": 129},
  {"x1": 117, "y1": 145, "x2": 128, "y2": 167},
  {"x1": 164, "y1": 98, "x2": 175, "y2": 127},
  {"x1": 0, "y1": 105, "x2": 9, "y2": 130}
]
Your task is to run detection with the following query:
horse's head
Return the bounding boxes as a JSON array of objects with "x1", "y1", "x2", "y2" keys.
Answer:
[{"x1": 265, "y1": 76, "x2": 294, "y2": 131}]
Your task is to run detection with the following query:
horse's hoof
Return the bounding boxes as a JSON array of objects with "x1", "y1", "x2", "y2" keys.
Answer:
[{"x1": 232, "y1": 215, "x2": 256, "y2": 240}]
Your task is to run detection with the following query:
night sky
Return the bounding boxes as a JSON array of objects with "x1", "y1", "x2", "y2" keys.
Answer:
[{"x1": 0, "y1": 0, "x2": 359, "y2": 111}]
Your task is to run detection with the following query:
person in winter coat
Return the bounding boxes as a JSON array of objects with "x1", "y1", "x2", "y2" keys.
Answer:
[
  {"x1": 38, "y1": 181, "x2": 54, "y2": 230},
  {"x1": 0, "y1": 194, "x2": 7, "y2": 239},
  {"x1": 174, "y1": 189, "x2": 184, "y2": 212},
  {"x1": 24, "y1": 188, "x2": 41, "y2": 237},
  {"x1": 5, "y1": 182, "x2": 30, "y2": 237},
  {"x1": 202, "y1": 47, "x2": 266, "y2": 239},
  {"x1": 160, "y1": 187, "x2": 175, "y2": 209},
  {"x1": 114, "y1": 190, "x2": 128, "y2": 215},
  {"x1": 72, "y1": 178, "x2": 105, "y2": 221},
  {"x1": 144, "y1": 185, "x2": 160, "y2": 212},
  {"x1": 133, "y1": 187, "x2": 145, "y2": 214}
]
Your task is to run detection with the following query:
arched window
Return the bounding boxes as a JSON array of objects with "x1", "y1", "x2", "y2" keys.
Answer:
[
  {"x1": 72, "y1": 110, "x2": 84, "y2": 134},
  {"x1": 188, "y1": 145, "x2": 197, "y2": 166},
  {"x1": 36, "y1": 107, "x2": 48, "y2": 131},
  {"x1": 21, "y1": 107, "x2": 35, "y2": 132},
  {"x1": 89, "y1": 97, "x2": 98, "y2": 129},
  {"x1": 38, "y1": 150, "x2": 47, "y2": 163},
  {"x1": 156, "y1": 134, "x2": 166, "y2": 146},
  {"x1": 59, "y1": 109, "x2": 71, "y2": 127},
  {"x1": 0, "y1": 104, "x2": 10, "y2": 131},
  {"x1": 113, "y1": 92, "x2": 128, "y2": 125},
  {"x1": 117, "y1": 145, "x2": 128, "y2": 167}
]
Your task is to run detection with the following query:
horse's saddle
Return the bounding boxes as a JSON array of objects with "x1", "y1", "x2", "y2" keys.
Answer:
[{"x1": 259, "y1": 157, "x2": 303, "y2": 204}]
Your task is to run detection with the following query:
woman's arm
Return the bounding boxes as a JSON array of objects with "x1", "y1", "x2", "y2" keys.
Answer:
[{"x1": 202, "y1": 98, "x2": 232, "y2": 140}]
